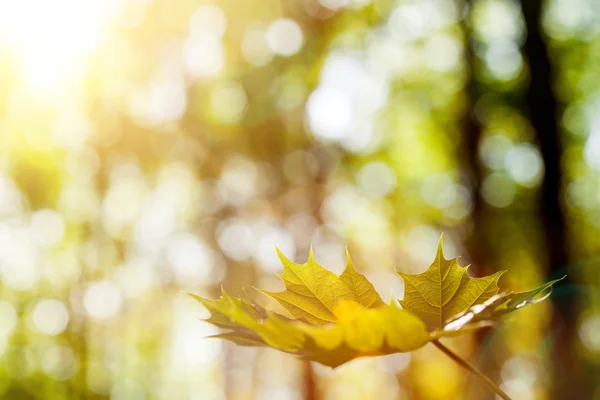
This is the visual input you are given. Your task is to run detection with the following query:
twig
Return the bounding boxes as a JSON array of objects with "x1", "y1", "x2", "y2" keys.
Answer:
[{"x1": 432, "y1": 340, "x2": 511, "y2": 400}]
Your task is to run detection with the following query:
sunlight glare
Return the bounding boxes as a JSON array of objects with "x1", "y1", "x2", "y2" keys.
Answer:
[{"x1": 0, "y1": 0, "x2": 113, "y2": 95}]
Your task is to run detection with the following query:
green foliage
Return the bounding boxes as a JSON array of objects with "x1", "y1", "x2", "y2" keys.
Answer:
[{"x1": 188, "y1": 237, "x2": 564, "y2": 367}]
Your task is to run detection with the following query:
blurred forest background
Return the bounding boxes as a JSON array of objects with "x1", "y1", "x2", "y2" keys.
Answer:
[{"x1": 0, "y1": 0, "x2": 598, "y2": 399}]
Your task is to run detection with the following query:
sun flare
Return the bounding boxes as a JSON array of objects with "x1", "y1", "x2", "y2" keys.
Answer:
[{"x1": 0, "y1": 0, "x2": 114, "y2": 96}]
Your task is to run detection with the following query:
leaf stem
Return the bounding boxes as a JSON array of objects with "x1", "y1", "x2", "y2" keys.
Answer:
[{"x1": 432, "y1": 340, "x2": 511, "y2": 400}]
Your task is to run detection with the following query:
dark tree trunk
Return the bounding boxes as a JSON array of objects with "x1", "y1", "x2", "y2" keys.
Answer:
[
  {"x1": 522, "y1": 0, "x2": 567, "y2": 286},
  {"x1": 462, "y1": 23, "x2": 487, "y2": 277},
  {"x1": 521, "y1": 0, "x2": 589, "y2": 398}
]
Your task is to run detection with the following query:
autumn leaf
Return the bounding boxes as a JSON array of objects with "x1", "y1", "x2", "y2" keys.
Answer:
[
  {"x1": 259, "y1": 248, "x2": 385, "y2": 325},
  {"x1": 297, "y1": 301, "x2": 431, "y2": 367},
  {"x1": 440, "y1": 276, "x2": 566, "y2": 334},
  {"x1": 503, "y1": 276, "x2": 566, "y2": 312},
  {"x1": 186, "y1": 288, "x2": 267, "y2": 329},
  {"x1": 397, "y1": 238, "x2": 505, "y2": 330},
  {"x1": 186, "y1": 290, "x2": 431, "y2": 367},
  {"x1": 186, "y1": 238, "x2": 565, "y2": 368},
  {"x1": 185, "y1": 289, "x2": 267, "y2": 346},
  {"x1": 186, "y1": 289, "x2": 302, "y2": 350}
]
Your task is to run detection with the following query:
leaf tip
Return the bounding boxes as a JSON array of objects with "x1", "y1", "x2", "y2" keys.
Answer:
[
  {"x1": 395, "y1": 268, "x2": 408, "y2": 279},
  {"x1": 493, "y1": 270, "x2": 508, "y2": 283},
  {"x1": 436, "y1": 234, "x2": 445, "y2": 260},
  {"x1": 344, "y1": 248, "x2": 355, "y2": 271},
  {"x1": 308, "y1": 246, "x2": 316, "y2": 262},
  {"x1": 183, "y1": 291, "x2": 207, "y2": 306},
  {"x1": 275, "y1": 246, "x2": 294, "y2": 266}
]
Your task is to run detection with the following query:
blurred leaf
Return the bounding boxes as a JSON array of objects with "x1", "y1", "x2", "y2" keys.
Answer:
[
  {"x1": 259, "y1": 248, "x2": 385, "y2": 325},
  {"x1": 187, "y1": 291, "x2": 430, "y2": 368},
  {"x1": 398, "y1": 237, "x2": 505, "y2": 330},
  {"x1": 186, "y1": 289, "x2": 268, "y2": 329},
  {"x1": 440, "y1": 276, "x2": 566, "y2": 334},
  {"x1": 504, "y1": 276, "x2": 566, "y2": 311},
  {"x1": 186, "y1": 289, "x2": 303, "y2": 351}
]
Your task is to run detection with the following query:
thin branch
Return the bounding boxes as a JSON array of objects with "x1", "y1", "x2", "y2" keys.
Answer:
[{"x1": 432, "y1": 340, "x2": 511, "y2": 400}]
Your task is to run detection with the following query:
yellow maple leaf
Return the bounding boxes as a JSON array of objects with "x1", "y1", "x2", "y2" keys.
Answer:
[
  {"x1": 186, "y1": 289, "x2": 431, "y2": 368},
  {"x1": 259, "y1": 248, "x2": 385, "y2": 325}
]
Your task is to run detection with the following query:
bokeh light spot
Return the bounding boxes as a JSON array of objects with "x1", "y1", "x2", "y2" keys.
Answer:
[
  {"x1": 423, "y1": 35, "x2": 461, "y2": 72},
  {"x1": 580, "y1": 314, "x2": 600, "y2": 352},
  {"x1": 242, "y1": 26, "x2": 274, "y2": 66},
  {"x1": 504, "y1": 143, "x2": 544, "y2": 187},
  {"x1": 0, "y1": 301, "x2": 18, "y2": 338},
  {"x1": 266, "y1": 19, "x2": 304, "y2": 57},
  {"x1": 183, "y1": 33, "x2": 225, "y2": 79},
  {"x1": 479, "y1": 134, "x2": 514, "y2": 170},
  {"x1": 306, "y1": 87, "x2": 354, "y2": 140},
  {"x1": 217, "y1": 218, "x2": 255, "y2": 261},
  {"x1": 190, "y1": 5, "x2": 227, "y2": 38},
  {"x1": 356, "y1": 161, "x2": 397, "y2": 198},
  {"x1": 484, "y1": 41, "x2": 523, "y2": 81},
  {"x1": 84, "y1": 281, "x2": 122, "y2": 320},
  {"x1": 32, "y1": 299, "x2": 70, "y2": 336},
  {"x1": 41, "y1": 345, "x2": 77, "y2": 380},
  {"x1": 30, "y1": 209, "x2": 66, "y2": 248},
  {"x1": 210, "y1": 81, "x2": 248, "y2": 124},
  {"x1": 482, "y1": 173, "x2": 516, "y2": 208},
  {"x1": 167, "y1": 233, "x2": 223, "y2": 287}
]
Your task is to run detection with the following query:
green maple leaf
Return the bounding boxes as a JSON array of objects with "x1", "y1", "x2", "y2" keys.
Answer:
[
  {"x1": 186, "y1": 237, "x2": 564, "y2": 368},
  {"x1": 397, "y1": 239, "x2": 505, "y2": 330}
]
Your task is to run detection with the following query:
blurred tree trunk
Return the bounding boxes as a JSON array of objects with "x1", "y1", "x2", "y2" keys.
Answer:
[
  {"x1": 520, "y1": 0, "x2": 589, "y2": 398},
  {"x1": 461, "y1": 3, "x2": 488, "y2": 277}
]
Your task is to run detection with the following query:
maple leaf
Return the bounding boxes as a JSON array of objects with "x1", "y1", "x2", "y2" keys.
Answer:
[
  {"x1": 186, "y1": 238, "x2": 565, "y2": 369},
  {"x1": 186, "y1": 290, "x2": 431, "y2": 368},
  {"x1": 185, "y1": 289, "x2": 270, "y2": 347},
  {"x1": 440, "y1": 276, "x2": 566, "y2": 334},
  {"x1": 259, "y1": 248, "x2": 385, "y2": 325},
  {"x1": 297, "y1": 301, "x2": 431, "y2": 367},
  {"x1": 397, "y1": 238, "x2": 505, "y2": 330}
]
